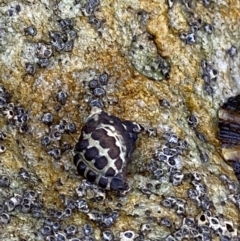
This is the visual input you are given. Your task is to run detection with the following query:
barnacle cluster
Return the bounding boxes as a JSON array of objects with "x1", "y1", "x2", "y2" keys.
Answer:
[
  {"x1": 40, "y1": 111, "x2": 76, "y2": 159},
  {"x1": 200, "y1": 60, "x2": 218, "y2": 96},
  {"x1": 1, "y1": 0, "x2": 240, "y2": 240},
  {"x1": 168, "y1": 0, "x2": 213, "y2": 45},
  {"x1": 25, "y1": 18, "x2": 77, "y2": 73},
  {"x1": 86, "y1": 71, "x2": 109, "y2": 109},
  {"x1": 38, "y1": 219, "x2": 96, "y2": 241},
  {"x1": 0, "y1": 186, "x2": 43, "y2": 225},
  {"x1": 148, "y1": 131, "x2": 187, "y2": 185},
  {"x1": 164, "y1": 211, "x2": 237, "y2": 241},
  {"x1": 49, "y1": 18, "x2": 77, "y2": 53},
  {"x1": 0, "y1": 86, "x2": 29, "y2": 134}
]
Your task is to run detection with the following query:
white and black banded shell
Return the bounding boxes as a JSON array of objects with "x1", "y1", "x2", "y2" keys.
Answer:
[
  {"x1": 74, "y1": 107, "x2": 142, "y2": 191},
  {"x1": 218, "y1": 95, "x2": 240, "y2": 181}
]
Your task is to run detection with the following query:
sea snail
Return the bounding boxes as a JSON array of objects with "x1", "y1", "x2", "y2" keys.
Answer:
[
  {"x1": 218, "y1": 95, "x2": 240, "y2": 181},
  {"x1": 74, "y1": 107, "x2": 143, "y2": 191}
]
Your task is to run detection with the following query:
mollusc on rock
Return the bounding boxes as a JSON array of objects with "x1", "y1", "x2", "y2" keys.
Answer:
[
  {"x1": 218, "y1": 95, "x2": 240, "y2": 181},
  {"x1": 0, "y1": 0, "x2": 240, "y2": 240}
]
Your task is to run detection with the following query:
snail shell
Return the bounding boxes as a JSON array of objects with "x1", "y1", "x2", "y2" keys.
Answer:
[{"x1": 74, "y1": 107, "x2": 143, "y2": 191}]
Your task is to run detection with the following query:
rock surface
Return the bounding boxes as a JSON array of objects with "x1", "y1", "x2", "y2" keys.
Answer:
[{"x1": 0, "y1": 0, "x2": 239, "y2": 240}]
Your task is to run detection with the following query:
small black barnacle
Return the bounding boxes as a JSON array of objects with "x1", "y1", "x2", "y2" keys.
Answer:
[
  {"x1": 25, "y1": 62, "x2": 36, "y2": 75},
  {"x1": 0, "y1": 213, "x2": 10, "y2": 224},
  {"x1": 40, "y1": 226, "x2": 52, "y2": 236},
  {"x1": 0, "y1": 144, "x2": 6, "y2": 153},
  {"x1": 188, "y1": 115, "x2": 198, "y2": 128},
  {"x1": 24, "y1": 25, "x2": 37, "y2": 36},
  {"x1": 57, "y1": 18, "x2": 74, "y2": 31},
  {"x1": 48, "y1": 148, "x2": 61, "y2": 159},
  {"x1": 83, "y1": 223, "x2": 94, "y2": 236},
  {"x1": 161, "y1": 196, "x2": 175, "y2": 208},
  {"x1": 76, "y1": 199, "x2": 89, "y2": 213},
  {"x1": 57, "y1": 91, "x2": 68, "y2": 105},
  {"x1": 100, "y1": 211, "x2": 118, "y2": 228},
  {"x1": 54, "y1": 232, "x2": 66, "y2": 241},
  {"x1": 0, "y1": 97, "x2": 6, "y2": 109},
  {"x1": 67, "y1": 30, "x2": 78, "y2": 41},
  {"x1": 41, "y1": 136, "x2": 51, "y2": 147},
  {"x1": 153, "y1": 168, "x2": 164, "y2": 180},
  {"x1": 180, "y1": 32, "x2": 196, "y2": 45},
  {"x1": 196, "y1": 131, "x2": 207, "y2": 142},
  {"x1": 121, "y1": 230, "x2": 135, "y2": 240},
  {"x1": 15, "y1": 5, "x2": 21, "y2": 13},
  {"x1": 89, "y1": 79, "x2": 99, "y2": 89},
  {"x1": 23, "y1": 189, "x2": 37, "y2": 200},
  {"x1": 232, "y1": 161, "x2": 240, "y2": 181},
  {"x1": 159, "y1": 99, "x2": 170, "y2": 108},
  {"x1": 82, "y1": 4, "x2": 94, "y2": 16},
  {"x1": 18, "y1": 168, "x2": 31, "y2": 180},
  {"x1": 74, "y1": 107, "x2": 142, "y2": 191},
  {"x1": 49, "y1": 128, "x2": 62, "y2": 141},
  {"x1": 89, "y1": 99, "x2": 104, "y2": 109},
  {"x1": 36, "y1": 42, "x2": 52, "y2": 59},
  {"x1": 99, "y1": 72, "x2": 109, "y2": 85},
  {"x1": 187, "y1": 188, "x2": 198, "y2": 199},
  {"x1": 173, "y1": 229, "x2": 183, "y2": 239},
  {"x1": 54, "y1": 210, "x2": 64, "y2": 220},
  {"x1": 50, "y1": 33, "x2": 66, "y2": 52},
  {"x1": 41, "y1": 113, "x2": 54, "y2": 125},
  {"x1": 5, "y1": 198, "x2": 17, "y2": 212},
  {"x1": 159, "y1": 217, "x2": 172, "y2": 227},
  {"x1": 204, "y1": 24, "x2": 213, "y2": 34},
  {"x1": 82, "y1": 0, "x2": 99, "y2": 16},
  {"x1": 199, "y1": 151, "x2": 209, "y2": 163},
  {"x1": 183, "y1": 217, "x2": 195, "y2": 227},
  {"x1": 140, "y1": 223, "x2": 151, "y2": 235},
  {"x1": 226, "y1": 46, "x2": 237, "y2": 57},
  {"x1": 102, "y1": 230, "x2": 114, "y2": 241},
  {"x1": 37, "y1": 58, "x2": 50, "y2": 68},
  {"x1": 52, "y1": 221, "x2": 61, "y2": 232},
  {"x1": 89, "y1": 21, "x2": 103, "y2": 36},
  {"x1": 88, "y1": 0, "x2": 100, "y2": 8},
  {"x1": 64, "y1": 40, "x2": 74, "y2": 52},
  {"x1": 64, "y1": 224, "x2": 77, "y2": 237},
  {"x1": 65, "y1": 122, "x2": 76, "y2": 133},
  {"x1": 93, "y1": 87, "x2": 106, "y2": 97},
  {"x1": 20, "y1": 198, "x2": 31, "y2": 213},
  {"x1": 0, "y1": 175, "x2": 10, "y2": 187},
  {"x1": 169, "y1": 171, "x2": 184, "y2": 186}
]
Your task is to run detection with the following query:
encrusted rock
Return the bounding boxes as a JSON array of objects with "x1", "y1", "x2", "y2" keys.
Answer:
[{"x1": 129, "y1": 32, "x2": 170, "y2": 81}]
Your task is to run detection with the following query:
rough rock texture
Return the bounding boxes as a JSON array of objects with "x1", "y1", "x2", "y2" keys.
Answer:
[{"x1": 0, "y1": 0, "x2": 240, "y2": 240}]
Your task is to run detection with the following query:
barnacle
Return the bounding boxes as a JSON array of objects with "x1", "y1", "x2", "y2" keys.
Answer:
[
  {"x1": 74, "y1": 107, "x2": 142, "y2": 191},
  {"x1": 24, "y1": 25, "x2": 37, "y2": 36}
]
